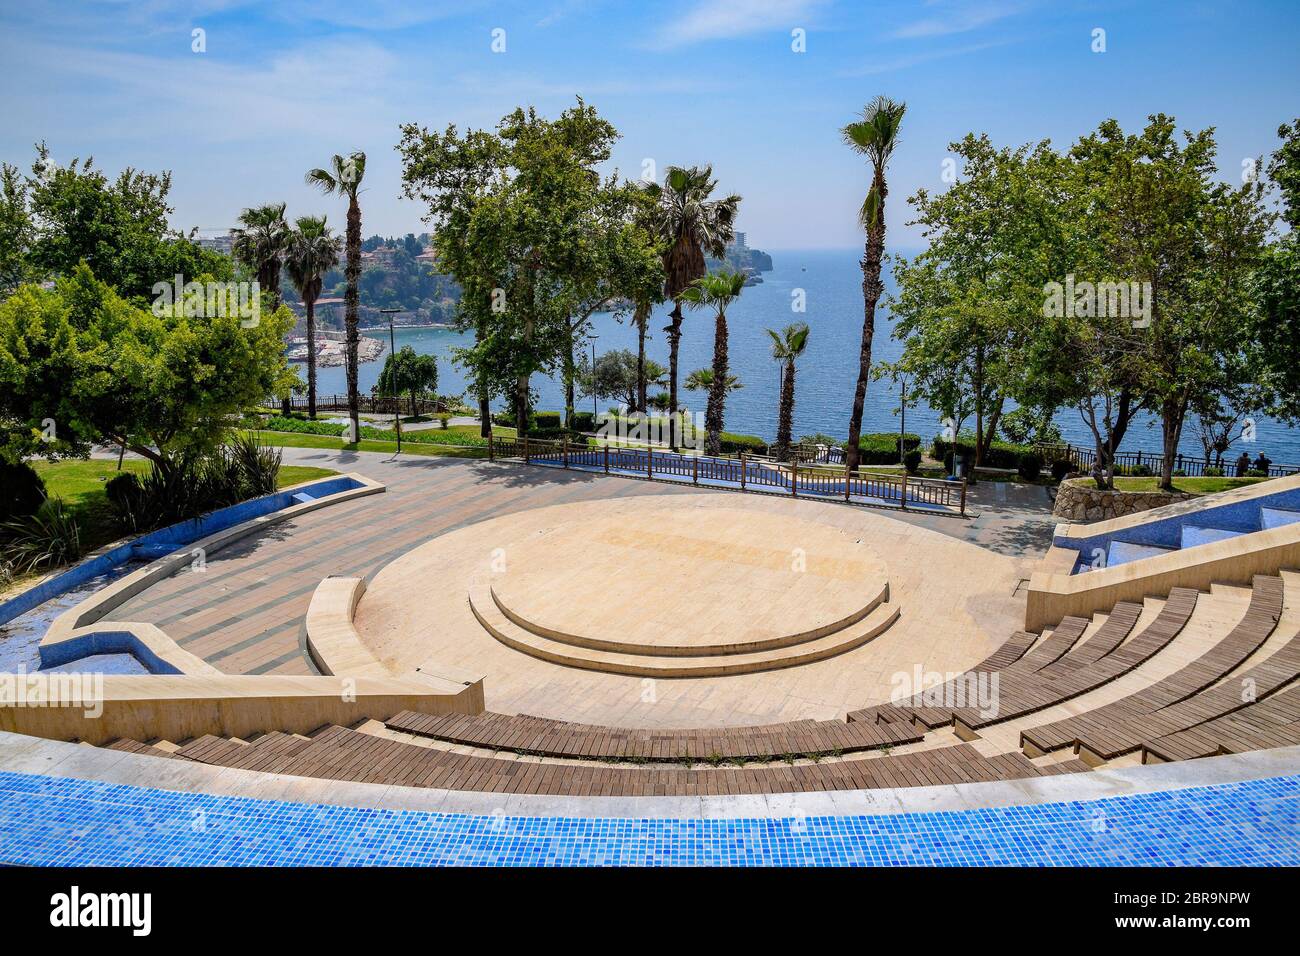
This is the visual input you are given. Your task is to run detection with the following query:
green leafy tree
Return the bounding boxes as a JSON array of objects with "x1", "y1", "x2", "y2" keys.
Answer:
[
  {"x1": 767, "y1": 322, "x2": 810, "y2": 462},
  {"x1": 284, "y1": 215, "x2": 341, "y2": 418},
  {"x1": 842, "y1": 96, "x2": 906, "y2": 471},
  {"x1": 400, "y1": 101, "x2": 622, "y2": 435},
  {"x1": 0, "y1": 265, "x2": 293, "y2": 466},
  {"x1": 681, "y1": 270, "x2": 746, "y2": 454},
  {"x1": 19, "y1": 144, "x2": 231, "y2": 300},
  {"x1": 1074, "y1": 116, "x2": 1272, "y2": 489},
  {"x1": 306, "y1": 151, "x2": 367, "y2": 439},
  {"x1": 578, "y1": 348, "x2": 666, "y2": 411},
  {"x1": 0, "y1": 163, "x2": 35, "y2": 294},
  {"x1": 647, "y1": 165, "x2": 740, "y2": 448},
  {"x1": 376, "y1": 344, "x2": 438, "y2": 412},
  {"x1": 1251, "y1": 119, "x2": 1300, "y2": 423}
]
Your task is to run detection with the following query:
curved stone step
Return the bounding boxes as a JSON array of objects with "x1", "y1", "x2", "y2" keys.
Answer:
[
  {"x1": 489, "y1": 578, "x2": 890, "y2": 657},
  {"x1": 469, "y1": 578, "x2": 900, "y2": 678}
]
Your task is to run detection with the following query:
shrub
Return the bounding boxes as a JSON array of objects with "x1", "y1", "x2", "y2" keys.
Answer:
[
  {"x1": 851, "y1": 432, "x2": 921, "y2": 465},
  {"x1": 1247, "y1": 469, "x2": 1268, "y2": 478},
  {"x1": 718, "y1": 432, "x2": 768, "y2": 455},
  {"x1": 1017, "y1": 451, "x2": 1044, "y2": 482},
  {"x1": 107, "y1": 439, "x2": 283, "y2": 533},
  {"x1": 1204, "y1": 466, "x2": 1224, "y2": 477},
  {"x1": 570, "y1": 411, "x2": 597, "y2": 433},
  {"x1": 903, "y1": 449, "x2": 922, "y2": 474},
  {"x1": 525, "y1": 427, "x2": 591, "y2": 445},
  {"x1": 0, "y1": 460, "x2": 46, "y2": 524},
  {"x1": 0, "y1": 498, "x2": 82, "y2": 574},
  {"x1": 1050, "y1": 459, "x2": 1074, "y2": 482},
  {"x1": 932, "y1": 433, "x2": 1034, "y2": 471},
  {"x1": 533, "y1": 411, "x2": 563, "y2": 430}
]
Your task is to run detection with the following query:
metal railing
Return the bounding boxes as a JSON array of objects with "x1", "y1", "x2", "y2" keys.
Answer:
[
  {"x1": 277, "y1": 394, "x2": 451, "y2": 417},
  {"x1": 488, "y1": 436, "x2": 968, "y2": 516},
  {"x1": 1043, "y1": 442, "x2": 1297, "y2": 480}
]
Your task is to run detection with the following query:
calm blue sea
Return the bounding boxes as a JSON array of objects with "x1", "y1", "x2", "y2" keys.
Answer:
[{"x1": 310, "y1": 248, "x2": 1300, "y2": 464}]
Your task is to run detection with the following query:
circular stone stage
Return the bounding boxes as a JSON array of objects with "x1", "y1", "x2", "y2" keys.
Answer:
[{"x1": 467, "y1": 507, "x2": 897, "y2": 677}]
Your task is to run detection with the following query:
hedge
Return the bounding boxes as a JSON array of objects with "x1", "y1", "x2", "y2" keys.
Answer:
[
  {"x1": 262, "y1": 415, "x2": 489, "y2": 447},
  {"x1": 932, "y1": 433, "x2": 1037, "y2": 471},
  {"x1": 842, "y1": 432, "x2": 922, "y2": 466},
  {"x1": 719, "y1": 432, "x2": 768, "y2": 455}
]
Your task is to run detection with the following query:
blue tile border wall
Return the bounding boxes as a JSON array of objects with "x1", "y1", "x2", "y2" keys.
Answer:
[
  {"x1": 0, "y1": 476, "x2": 362, "y2": 628},
  {"x1": 1059, "y1": 485, "x2": 1300, "y2": 574},
  {"x1": 1, "y1": 770, "x2": 1297, "y2": 866}
]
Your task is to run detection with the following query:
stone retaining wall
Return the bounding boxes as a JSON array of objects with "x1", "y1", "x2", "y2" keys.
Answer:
[{"x1": 1053, "y1": 480, "x2": 1196, "y2": 521}]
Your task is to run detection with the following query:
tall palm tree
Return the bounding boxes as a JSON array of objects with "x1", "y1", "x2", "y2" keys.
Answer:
[
  {"x1": 231, "y1": 202, "x2": 289, "y2": 307},
  {"x1": 306, "y1": 152, "x2": 367, "y2": 440},
  {"x1": 284, "y1": 216, "x2": 341, "y2": 419},
  {"x1": 651, "y1": 166, "x2": 740, "y2": 449},
  {"x1": 767, "y1": 321, "x2": 810, "y2": 462},
  {"x1": 681, "y1": 270, "x2": 746, "y2": 455},
  {"x1": 232, "y1": 203, "x2": 289, "y2": 411},
  {"x1": 842, "y1": 96, "x2": 906, "y2": 472}
]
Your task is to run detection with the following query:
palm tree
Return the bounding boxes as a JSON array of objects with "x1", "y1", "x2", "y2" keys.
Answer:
[
  {"x1": 842, "y1": 96, "x2": 906, "y2": 472},
  {"x1": 306, "y1": 152, "x2": 367, "y2": 440},
  {"x1": 681, "y1": 270, "x2": 746, "y2": 455},
  {"x1": 284, "y1": 215, "x2": 341, "y2": 419},
  {"x1": 683, "y1": 367, "x2": 743, "y2": 394},
  {"x1": 231, "y1": 202, "x2": 289, "y2": 306},
  {"x1": 232, "y1": 203, "x2": 289, "y2": 411},
  {"x1": 650, "y1": 166, "x2": 740, "y2": 449},
  {"x1": 767, "y1": 322, "x2": 810, "y2": 462}
]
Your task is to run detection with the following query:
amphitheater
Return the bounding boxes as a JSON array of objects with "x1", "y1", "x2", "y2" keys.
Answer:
[{"x1": 2, "y1": 450, "x2": 1299, "y2": 866}]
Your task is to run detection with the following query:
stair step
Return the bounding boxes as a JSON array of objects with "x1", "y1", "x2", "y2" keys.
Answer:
[
  {"x1": 1261, "y1": 506, "x2": 1300, "y2": 530},
  {"x1": 470, "y1": 578, "x2": 899, "y2": 677},
  {"x1": 1180, "y1": 525, "x2": 1247, "y2": 549},
  {"x1": 1106, "y1": 541, "x2": 1176, "y2": 568}
]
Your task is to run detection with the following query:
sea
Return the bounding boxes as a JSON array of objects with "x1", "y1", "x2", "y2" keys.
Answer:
[{"x1": 309, "y1": 248, "x2": 1300, "y2": 465}]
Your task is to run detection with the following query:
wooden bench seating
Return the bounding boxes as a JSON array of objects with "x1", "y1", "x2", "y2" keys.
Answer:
[
  {"x1": 1074, "y1": 631, "x2": 1300, "y2": 762},
  {"x1": 1141, "y1": 684, "x2": 1300, "y2": 763},
  {"x1": 1020, "y1": 576, "x2": 1284, "y2": 757},
  {"x1": 169, "y1": 724, "x2": 1086, "y2": 796},
  {"x1": 384, "y1": 709, "x2": 922, "y2": 761},
  {"x1": 846, "y1": 629, "x2": 1039, "y2": 728},
  {"x1": 103, "y1": 738, "x2": 181, "y2": 760},
  {"x1": 949, "y1": 594, "x2": 1196, "y2": 734}
]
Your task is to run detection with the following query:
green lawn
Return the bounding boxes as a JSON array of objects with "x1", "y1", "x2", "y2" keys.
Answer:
[
  {"x1": 28, "y1": 458, "x2": 338, "y2": 555},
  {"x1": 247, "y1": 429, "x2": 491, "y2": 459},
  {"x1": 1108, "y1": 475, "x2": 1269, "y2": 494}
]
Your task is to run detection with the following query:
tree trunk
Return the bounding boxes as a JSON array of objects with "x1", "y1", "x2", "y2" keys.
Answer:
[
  {"x1": 344, "y1": 195, "x2": 362, "y2": 440},
  {"x1": 776, "y1": 360, "x2": 796, "y2": 462},
  {"x1": 564, "y1": 325, "x2": 576, "y2": 430},
  {"x1": 1160, "y1": 397, "x2": 1187, "y2": 491},
  {"x1": 666, "y1": 302, "x2": 683, "y2": 449},
  {"x1": 705, "y1": 309, "x2": 729, "y2": 456},
  {"x1": 634, "y1": 301, "x2": 649, "y2": 413},
  {"x1": 479, "y1": 391, "x2": 491, "y2": 438},
  {"x1": 306, "y1": 296, "x2": 317, "y2": 419},
  {"x1": 845, "y1": 172, "x2": 888, "y2": 472}
]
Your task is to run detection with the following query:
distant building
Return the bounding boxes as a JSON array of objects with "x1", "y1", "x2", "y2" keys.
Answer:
[{"x1": 195, "y1": 231, "x2": 234, "y2": 256}]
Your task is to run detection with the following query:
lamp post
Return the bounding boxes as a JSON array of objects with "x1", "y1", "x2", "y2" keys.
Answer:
[
  {"x1": 379, "y1": 308, "x2": 404, "y2": 454},
  {"x1": 590, "y1": 334, "x2": 599, "y2": 419}
]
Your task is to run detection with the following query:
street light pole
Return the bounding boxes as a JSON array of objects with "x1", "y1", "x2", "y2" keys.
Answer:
[
  {"x1": 590, "y1": 335, "x2": 599, "y2": 419},
  {"x1": 380, "y1": 308, "x2": 403, "y2": 455}
]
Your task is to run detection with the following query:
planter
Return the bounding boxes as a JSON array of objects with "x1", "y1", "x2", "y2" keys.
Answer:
[{"x1": 1053, "y1": 479, "x2": 1196, "y2": 522}]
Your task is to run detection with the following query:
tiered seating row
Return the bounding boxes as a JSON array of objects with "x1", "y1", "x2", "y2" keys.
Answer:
[
  {"x1": 168, "y1": 724, "x2": 1087, "y2": 796},
  {"x1": 1021, "y1": 576, "x2": 1284, "y2": 756},
  {"x1": 384, "y1": 709, "x2": 921, "y2": 761}
]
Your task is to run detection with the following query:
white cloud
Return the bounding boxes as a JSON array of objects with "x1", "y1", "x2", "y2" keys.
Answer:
[
  {"x1": 891, "y1": 0, "x2": 1028, "y2": 40},
  {"x1": 651, "y1": 0, "x2": 828, "y2": 49}
]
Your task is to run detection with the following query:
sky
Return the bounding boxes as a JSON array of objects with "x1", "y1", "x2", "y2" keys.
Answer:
[{"x1": 1, "y1": 0, "x2": 1297, "y2": 250}]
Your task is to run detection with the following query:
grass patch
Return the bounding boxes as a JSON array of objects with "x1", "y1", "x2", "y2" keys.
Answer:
[
  {"x1": 26, "y1": 458, "x2": 339, "y2": 555},
  {"x1": 1109, "y1": 475, "x2": 1269, "y2": 494}
]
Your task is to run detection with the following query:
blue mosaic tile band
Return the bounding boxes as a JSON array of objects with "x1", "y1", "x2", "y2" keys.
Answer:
[{"x1": 1, "y1": 770, "x2": 1298, "y2": 866}]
